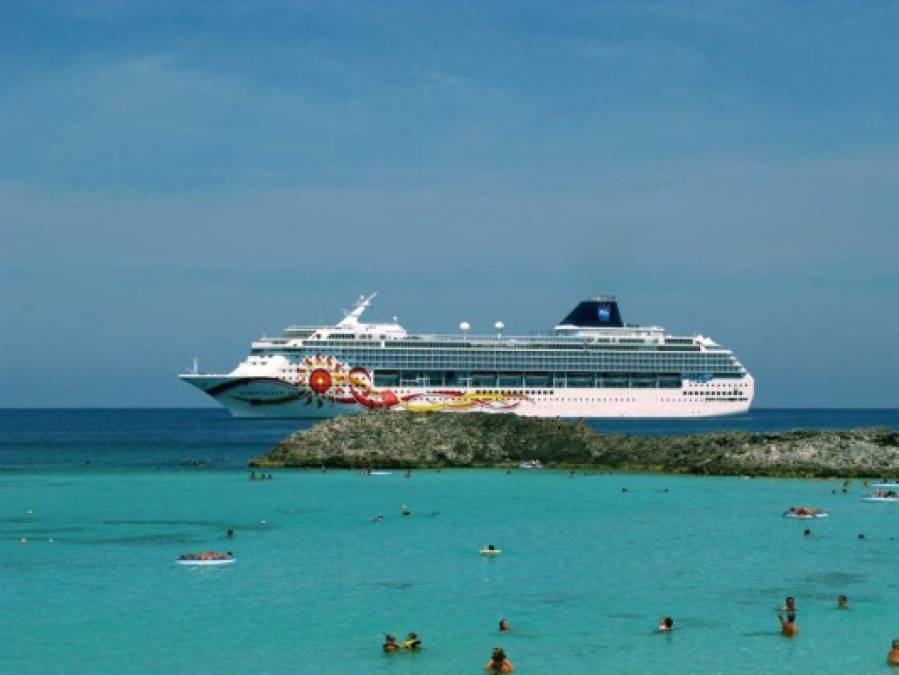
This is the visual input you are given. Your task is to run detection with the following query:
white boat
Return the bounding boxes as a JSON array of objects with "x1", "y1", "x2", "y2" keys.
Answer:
[
  {"x1": 177, "y1": 557, "x2": 235, "y2": 566},
  {"x1": 863, "y1": 495, "x2": 899, "y2": 502},
  {"x1": 179, "y1": 293, "x2": 754, "y2": 419},
  {"x1": 519, "y1": 460, "x2": 544, "y2": 469}
]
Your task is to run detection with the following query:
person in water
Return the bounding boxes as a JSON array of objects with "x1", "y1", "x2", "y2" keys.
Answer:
[
  {"x1": 402, "y1": 632, "x2": 421, "y2": 650},
  {"x1": 499, "y1": 618, "x2": 510, "y2": 632},
  {"x1": 781, "y1": 596, "x2": 797, "y2": 612},
  {"x1": 486, "y1": 647, "x2": 514, "y2": 672},
  {"x1": 838, "y1": 594, "x2": 849, "y2": 609},
  {"x1": 383, "y1": 634, "x2": 400, "y2": 653},
  {"x1": 657, "y1": 616, "x2": 674, "y2": 632},
  {"x1": 401, "y1": 505, "x2": 411, "y2": 516},
  {"x1": 778, "y1": 612, "x2": 798, "y2": 637},
  {"x1": 371, "y1": 514, "x2": 384, "y2": 523},
  {"x1": 888, "y1": 639, "x2": 899, "y2": 666},
  {"x1": 226, "y1": 528, "x2": 234, "y2": 539}
]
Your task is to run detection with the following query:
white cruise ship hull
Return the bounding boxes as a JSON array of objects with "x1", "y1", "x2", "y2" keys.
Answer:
[{"x1": 180, "y1": 374, "x2": 754, "y2": 419}]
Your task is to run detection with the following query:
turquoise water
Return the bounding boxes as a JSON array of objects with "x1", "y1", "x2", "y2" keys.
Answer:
[{"x1": 3, "y1": 410, "x2": 899, "y2": 674}]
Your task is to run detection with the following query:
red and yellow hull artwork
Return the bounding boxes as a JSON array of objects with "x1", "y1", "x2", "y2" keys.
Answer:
[{"x1": 295, "y1": 355, "x2": 529, "y2": 412}]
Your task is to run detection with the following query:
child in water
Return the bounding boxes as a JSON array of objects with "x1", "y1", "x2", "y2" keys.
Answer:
[{"x1": 382, "y1": 634, "x2": 400, "y2": 653}]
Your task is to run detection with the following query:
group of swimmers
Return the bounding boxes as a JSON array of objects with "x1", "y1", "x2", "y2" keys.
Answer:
[
  {"x1": 382, "y1": 632, "x2": 421, "y2": 652},
  {"x1": 249, "y1": 472, "x2": 275, "y2": 481},
  {"x1": 382, "y1": 622, "x2": 514, "y2": 672}
]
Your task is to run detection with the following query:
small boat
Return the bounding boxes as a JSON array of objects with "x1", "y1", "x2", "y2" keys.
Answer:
[
  {"x1": 783, "y1": 507, "x2": 829, "y2": 519},
  {"x1": 863, "y1": 494, "x2": 899, "y2": 502},
  {"x1": 369, "y1": 470, "x2": 392, "y2": 476},
  {"x1": 518, "y1": 460, "x2": 543, "y2": 469},
  {"x1": 177, "y1": 551, "x2": 235, "y2": 566}
]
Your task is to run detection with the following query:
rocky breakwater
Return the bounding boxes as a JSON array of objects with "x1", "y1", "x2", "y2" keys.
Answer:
[{"x1": 252, "y1": 411, "x2": 899, "y2": 477}]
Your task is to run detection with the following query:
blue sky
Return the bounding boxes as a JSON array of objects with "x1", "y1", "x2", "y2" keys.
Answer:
[{"x1": 2, "y1": 1, "x2": 898, "y2": 407}]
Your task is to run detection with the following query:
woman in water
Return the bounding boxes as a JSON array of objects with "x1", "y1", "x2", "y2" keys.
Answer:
[
  {"x1": 499, "y1": 618, "x2": 510, "y2": 632},
  {"x1": 838, "y1": 594, "x2": 849, "y2": 609},
  {"x1": 402, "y1": 632, "x2": 421, "y2": 650},
  {"x1": 778, "y1": 612, "x2": 798, "y2": 637},
  {"x1": 382, "y1": 634, "x2": 400, "y2": 653},
  {"x1": 888, "y1": 639, "x2": 899, "y2": 666},
  {"x1": 485, "y1": 647, "x2": 514, "y2": 672},
  {"x1": 657, "y1": 616, "x2": 674, "y2": 632}
]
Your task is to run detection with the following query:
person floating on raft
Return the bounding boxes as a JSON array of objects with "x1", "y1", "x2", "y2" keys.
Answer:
[
  {"x1": 784, "y1": 506, "x2": 829, "y2": 518},
  {"x1": 178, "y1": 550, "x2": 234, "y2": 562}
]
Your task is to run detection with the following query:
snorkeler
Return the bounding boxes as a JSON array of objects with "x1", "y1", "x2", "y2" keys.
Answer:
[
  {"x1": 657, "y1": 616, "x2": 674, "y2": 632},
  {"x1": 383, "y1": 634, "x2": 400, "y2": 653},
  {"x1": 778, "y1": 612, "x2": 798, "y2": 637},
  {"x1": 499, "y1": 618, "x2": 510, "y2": 632},
  {"x1": 486, "y1": 647, "x2": 514, "y2": 672},
  {"x1": 402, "y1": 632, "x2": 421, "y2": 650}
]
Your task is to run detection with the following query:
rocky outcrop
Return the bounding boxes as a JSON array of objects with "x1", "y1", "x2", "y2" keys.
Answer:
[{"x1": 251, "y1": 411, "x2": 899, "y2": 478}]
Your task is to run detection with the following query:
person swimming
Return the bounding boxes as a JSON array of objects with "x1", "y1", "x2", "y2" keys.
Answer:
[
  {"x1": 803, "y1": 528, "x2": 811, "y2": 536},
  {"x1": 838, "y1": 594, "x2": 848, "y2": 609},
  {"x1": 371, "y1": 514, "x2": 384, "y2": 523},
  {"x1": 383, "y1": 634, "x2": 400, "y2": 653},
  {"x1": 499, "y1": 618, "x2": 510, "y2": 632},
  {"x1": 401, "y1": 505, "x2": 411, "y2": 516},
  {"x1": 226, "y1": 528, "x2": 234, "y2": 538},
  {"x1": 657, "y1": 616, "x2": 674, "y2": 632},
  {"x1": 888, "y1": 639, "x2": 899, "y2": 666},
  {"x1": 778, "y1": 612, "x2": 798, "y2": 637},
  {"x1": 486, "y1": 647, "x2": 514, "y2": 672},
  {"x1": 402, "y1": 632, "x2": 421, "y2": 650}
]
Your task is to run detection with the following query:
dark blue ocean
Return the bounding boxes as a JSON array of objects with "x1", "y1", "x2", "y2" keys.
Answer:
[
  {"x1": 4, "y1": 408, "x2": 899, "y2": 674},
  {"x1": 1, "y1": 408, "x2": 897, "y2": 470}
]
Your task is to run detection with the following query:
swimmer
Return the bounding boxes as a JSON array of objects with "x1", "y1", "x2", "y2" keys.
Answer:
[
  {"x1": 657, "y1": 616, "x2": 674, "y2": 632},
  {"x1": 858, "y1": 533, "x2": 866, "y2": 539},
  {"x1": 383, "y1": 633, "x2": 400, "y2": 653},
  {"x1": 803, "y1": 528, "x2": 811, "y2": 536},
  {"x1": 888, "y1": 639, "x2": 899, "y2": 666},
  {"x1": 499, "y1": 618, "x2": 510, "y2": 632},
  {"x1": 401, "y1": 505, "x2": 411, "y2": 516},
  {"x1": 778, "y1": 612, "x2": 798, "y2": 637},
  {"x1": 226, "y1": 528, "x2": 234, "y2": 539},
  {"x1": 371, "y1": 514, "x2": 384, "y2": 523},
  {"x1": 486, "y1": 647, "x2": 514, "y2": 673},
  {"x1": 402, "y1": 632, "x2": 421, "y2": 650},
  {"x1": 781, "y1": 596, "x2": 797, "y2": 612},
  {"x1": 838, "y1": 594, "x2": 848, "y2": 609}
]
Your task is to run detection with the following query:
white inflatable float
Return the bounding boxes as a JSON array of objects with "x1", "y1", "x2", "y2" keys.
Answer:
[
  {"x1": 479, "y1": 547, "x2": 503, "y2": 556},
  {"x1": 177, "y1": 554, "x2": 235, "y2": 566}
]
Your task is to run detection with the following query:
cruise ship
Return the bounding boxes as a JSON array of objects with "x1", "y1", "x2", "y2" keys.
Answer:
[{"x1": 180, "y1": 294, "x2": 754, "y2": 418}]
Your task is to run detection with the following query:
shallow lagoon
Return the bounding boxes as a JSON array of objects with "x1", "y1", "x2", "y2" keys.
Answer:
[{"x1": 5, "y1": 467, "x2": 899, "y2": 674}]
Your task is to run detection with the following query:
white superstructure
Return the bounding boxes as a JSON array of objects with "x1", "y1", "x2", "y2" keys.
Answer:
[{"x1": 180, "y1": 293, "x2": 754, "y2": 418}]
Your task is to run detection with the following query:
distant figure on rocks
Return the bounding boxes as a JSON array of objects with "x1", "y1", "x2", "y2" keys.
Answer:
[
  {"x1": 657, "y1": 616, "x2": 674, "y2": 632},
  {"x1": 778, "y1": 612, "x2": 798, "y2": 637},
  {"x1": 486, "y1": 647, "x2": 514, "y2": 672},
  {"x1": 499, "y1": 618, "x2": 510, "y2": 632},
  {"x1": 888, "y1": 639, "x2": 899, "y2": 666},
  {"x1": 838, "y1": 594, "x2": 848, "y2": 609}
]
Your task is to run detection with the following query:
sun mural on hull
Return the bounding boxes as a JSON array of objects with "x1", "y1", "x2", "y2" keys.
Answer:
[{"x1": 260, "y1": 355, "x2": 530, "y2": 412}]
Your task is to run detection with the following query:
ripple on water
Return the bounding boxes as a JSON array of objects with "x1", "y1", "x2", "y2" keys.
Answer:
[{"x1": 68, "y1": 533, "x2": 206, "y2": 546}]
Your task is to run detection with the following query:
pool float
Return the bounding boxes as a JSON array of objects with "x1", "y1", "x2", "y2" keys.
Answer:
[
  {"x1": 479, "y1": 547, "x2": 503, "y2": 556},
  {"x1": 177, "y1": 557, "x2": 236, "y2": 566}
]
